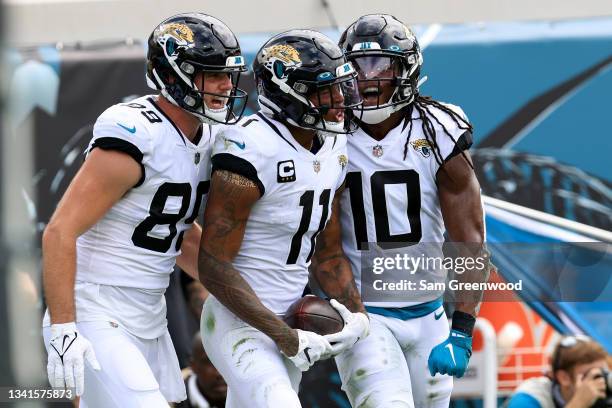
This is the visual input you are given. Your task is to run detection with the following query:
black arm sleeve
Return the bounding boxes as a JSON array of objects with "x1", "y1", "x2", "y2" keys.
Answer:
[
  {"x1": 212, "y1": 153, "x2": 265, "y2": 197},
  {"x1": 89, "y1": 137, "x2": 146, "y2": 187}
]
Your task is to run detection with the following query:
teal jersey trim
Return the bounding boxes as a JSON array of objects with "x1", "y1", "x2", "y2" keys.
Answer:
[{"x1": 366, "y1": 297, "x2": 443, "y2": 320}]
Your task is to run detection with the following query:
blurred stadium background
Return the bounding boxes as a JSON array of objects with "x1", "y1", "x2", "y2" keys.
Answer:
[{"x1": 1, "y1": 0, "x2": 611, "y2": 407}]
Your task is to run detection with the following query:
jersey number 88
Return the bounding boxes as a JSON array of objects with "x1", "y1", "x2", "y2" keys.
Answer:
[{"x1": 132, "y1": 181, "x2": 209, "y2": 252}]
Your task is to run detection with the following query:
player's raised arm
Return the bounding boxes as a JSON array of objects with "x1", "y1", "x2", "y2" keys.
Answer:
[
  {"x1": 310, "y1": 187, "x2": 369, "y2": 355},
  {"x1": 198, "y1": 169, "x2": 300, "y2": 356}
]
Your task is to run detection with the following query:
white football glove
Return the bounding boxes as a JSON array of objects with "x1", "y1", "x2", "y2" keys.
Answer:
[
  {"x1": 282, "y1": 329, "x2": 332, "y2": 372},
  {"x1": 47, "y1": 322, "x2": 100, "y2": 396},
  {"x1": 324, "y1": 299, "x2": 370, "y2": 356}
]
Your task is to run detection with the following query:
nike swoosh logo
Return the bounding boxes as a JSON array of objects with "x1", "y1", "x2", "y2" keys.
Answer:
[
  {"x1": 434, "y1": 310, "x2": 445, "y2": 320},
  {"x1": 303, "y1": 347, "x2": 312, "y2": 363},
  {"x1": 117, "y1": 123, "x2": 136, "y2": 133},
  {"x1": 62, "y1": 334, "x2": 70, "y2": 350},
  {"x1": 445, "y1": 343, "x2": 456, "y2": 366},
  {"x1": 226, "y1": 138, "x2": 245, "y2": 149}
]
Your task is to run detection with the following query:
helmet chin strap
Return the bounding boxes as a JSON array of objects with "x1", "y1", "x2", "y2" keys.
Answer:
[
  {"x1": 146, "y1": 73, "x2": 160, "y2": 91},
  {"x1": 258, "y1": 95, "x2": 324, "y2": 131},
  {"x1": 357, "y1": 101, "x2": 409, "y2": 124},
  {"x1": 355, "y1": 75, "x2": 428, "y2": 125},
  {"x1": 259, "y1": 95, "x2": 348, "y2": 135},
  {"x1": 258, "y1": 95, "x2": 278, "y2": 118},
  {"x1": 320, "y1": 120, "x2": 345, "y2": 135},
  {"x1": 353, "y1": 80, "x2": 408, "y2": 125},
  {"x1": 189, "y1": 79, "x2": 231, "y2": 124},
  {"x1": 200, "y1": 104, "x2": 228, "y2": 125},
  {"x1": 358, "y1": 105, "x2": 396, "y2": 124},
  {"x1": 163, "y1": 86, "x2": 228, "y2": 125}
]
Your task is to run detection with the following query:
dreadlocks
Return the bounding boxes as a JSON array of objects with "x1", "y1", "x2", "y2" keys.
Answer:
[{"x1": 402, "y1": 95, "x2": 474, "y2": 170}]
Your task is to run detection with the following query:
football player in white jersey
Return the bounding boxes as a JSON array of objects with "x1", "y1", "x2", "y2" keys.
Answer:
[
  {"x1": 326, "y1": 14, "x2": 492, "y2": 407},
  {"x1": 42, "y1": 13, "x2": 248, "y2": 407},
  {"x1": 197, "y1": 30, "x2": 370, "y2": 408}
]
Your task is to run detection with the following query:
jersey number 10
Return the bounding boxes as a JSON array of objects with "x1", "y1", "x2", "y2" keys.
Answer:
[{"x1": 346, "y1": 169, "x2": 422, "y2": 249}]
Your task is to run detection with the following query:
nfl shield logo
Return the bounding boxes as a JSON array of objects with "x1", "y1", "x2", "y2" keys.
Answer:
[
  {"x1": 372, "y1": 145, "x2": 384, "y2": 157},
  {"x1": 313, "y1": 160, "x2": 321, "y2": 173}
]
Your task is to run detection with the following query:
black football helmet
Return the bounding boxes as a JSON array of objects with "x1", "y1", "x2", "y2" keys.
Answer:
[
  {"x1": 146, "y1": 13, "x2": 248, "y2": 124},
  {"x1": 253, "y1": 29, "x2": 362, "y2": 134},
  {"x1": 339, "y1": 14, "x2": 423, "y2": 124}
]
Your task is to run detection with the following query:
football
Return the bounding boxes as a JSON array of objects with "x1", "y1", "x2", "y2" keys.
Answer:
[{"x1": 283, "y1": 295, "x2": 344, "y2": 335}]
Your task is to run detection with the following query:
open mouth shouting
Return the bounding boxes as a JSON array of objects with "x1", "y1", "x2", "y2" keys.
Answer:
[
  {"x1": 207, "y1": 95, "x2": 228, "y2": 110},
  {"x1": 361, "y1": 85, "x2": 383, "y2": 106}
]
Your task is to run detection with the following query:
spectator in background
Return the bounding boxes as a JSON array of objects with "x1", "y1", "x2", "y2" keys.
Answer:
[
  {"x1": 167, "y1": 272, "x2": 210, "y2": 369},
  {"x1": 167, "y1": 270, "x2": 203, "y2": 368},
  {"x1": 507, "y1": 335, "x2": 609, "y2": 408},
  {"x1": 185, "y1": 279, "x2": 209, "y2": 321},
  {"x1": 176, "y1": 333, "x2": 226, "y2": 408}
]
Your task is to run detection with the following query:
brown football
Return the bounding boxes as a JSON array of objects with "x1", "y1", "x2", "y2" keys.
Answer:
[{"x1": 283, "y1": 295, "x2": 344, "y2": 335}]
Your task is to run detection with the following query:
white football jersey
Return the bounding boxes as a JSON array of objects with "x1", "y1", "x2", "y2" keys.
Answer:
[
  {"x1": 76, "y1": 95, "x2": 213, "y2": 290},
  {"x1": 340, "y1": 103, "x2": 472, "y2": 308},
  {"x1": 212, "y1": 112, "x2": 348, "y2": 314}
]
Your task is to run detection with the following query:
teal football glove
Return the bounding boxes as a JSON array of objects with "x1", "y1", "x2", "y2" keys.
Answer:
[{"x1": 428, "y1": 311, "x2": 475, "y2": 378}]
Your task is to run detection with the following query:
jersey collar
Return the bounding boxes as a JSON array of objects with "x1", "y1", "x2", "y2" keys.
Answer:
[
  {"x1": 148, "y1": 96, "x2": 209, "y2": 149},
  {"x1": 353, "y1": 114, "x2": 410, "y2": 146},
  {"x1": 256, "y1": 112, "x2": 334, "y2": 157}
]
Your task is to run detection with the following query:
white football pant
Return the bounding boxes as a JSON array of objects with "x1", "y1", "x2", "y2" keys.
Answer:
[
  {"x1": 201, "y1": 296, "x2": 303, "y2": 408},
  {"x1": 335, "y1": 306, "x2": 453, "y2": 408},
  {"x1": 43, "y1": 320, "x2": 184, "y2": 407}
]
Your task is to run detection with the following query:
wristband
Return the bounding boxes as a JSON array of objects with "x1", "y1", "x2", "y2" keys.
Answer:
[{"x1": 451, "y1": 311, "x2": 476, "y2": 337}]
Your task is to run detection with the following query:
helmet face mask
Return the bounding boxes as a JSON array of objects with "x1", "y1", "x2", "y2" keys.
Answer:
[
  {"x1": 339, "y1": 15, "x2": 423, "y2": 125},
  {"x1": 352, "y1": 56, "x2": 408, "y2": 108},
  {"x1": 177, "y1": 69, "x2": 248, "y2": 124},
  {"x1": 146, "y1": 14, "x2": 248, "y2": 125},
  {"x1": 297, "y1": 73, "x2": 363, "y2": 133},
  {"x1": 254, "y1": 30, "x2": 363, "y2": 135}
]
